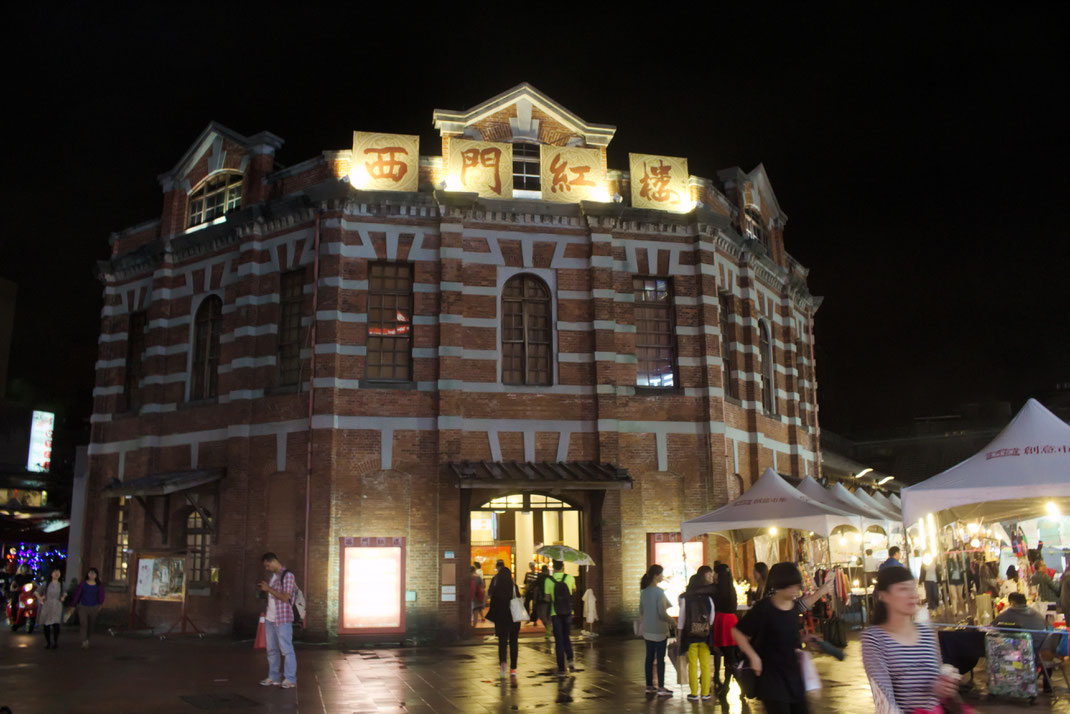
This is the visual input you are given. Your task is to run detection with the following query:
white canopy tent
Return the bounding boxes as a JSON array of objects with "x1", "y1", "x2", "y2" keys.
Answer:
[
  {"x1": 889, "y1": 493, "x2": 902, "y2": 508},
  {"x1": 901, "y1": 398, "x2": 1070, "y2": 525},
  {"x1": 853, "y1": 488, "x2": 902, "y2": 521},
  {"x1": 681, "y1": 468, "x2": 859, "y2": 542},
  {"x1": 797, "y1": 476, "x2": 886, "y2": 530},
  {"x1": 830, "y1": 482, "x2": 901, "y2": 532},
  {"x1": 870, "y1": 492, "x2": 902, "y2": 518}
]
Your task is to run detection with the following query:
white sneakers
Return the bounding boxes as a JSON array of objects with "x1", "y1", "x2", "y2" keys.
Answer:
[{"x1": 260, "y1": 678, "x2": 280, "y2": 686}]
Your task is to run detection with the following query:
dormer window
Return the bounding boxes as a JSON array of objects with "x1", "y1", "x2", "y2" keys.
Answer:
[
  {"x1": 188, "y1": 172, "x2": 243, "y2": 227},
  {"x1": 511, "y1": 142, "x2": 541, "y2": 191},
  {"x1": 744, "y1": 207, "x2": 766, "y2": 246}
]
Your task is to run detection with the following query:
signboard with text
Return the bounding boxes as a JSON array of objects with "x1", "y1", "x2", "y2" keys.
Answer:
[
  {"x1": 629, "y1": 153, "x2": 690, "y2": 212},
  {"x1": 448, "y1": 139, "x2": 512, "y2": 199},
  {"x1": 339, "y1": 537, "x2": 406, "y2": 635},
  {"x1": 26, "y1": 410, "x2": 54, "y2": 472},
  {"x1": 350, "y1": 131, "x2": 420, "y2": 192},
  {"x1": 540, "y1": 145, "x2": 603, "y2": 202}
]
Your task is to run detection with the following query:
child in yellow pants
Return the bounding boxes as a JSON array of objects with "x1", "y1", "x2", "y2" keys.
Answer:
[{"x1": 687, "y1": 641, "x2": 712, "y2": 697}]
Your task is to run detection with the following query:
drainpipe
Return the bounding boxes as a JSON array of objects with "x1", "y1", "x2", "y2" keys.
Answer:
[{"x1": 303, "y1": 210, "x2": 322, "y2": 595}]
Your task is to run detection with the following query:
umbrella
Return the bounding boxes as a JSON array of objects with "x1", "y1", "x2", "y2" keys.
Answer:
[{"x1": 536, "y1": 545, "x2": 596, "y2": 566}]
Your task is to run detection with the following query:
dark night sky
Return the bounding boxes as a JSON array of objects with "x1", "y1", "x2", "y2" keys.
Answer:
[{"x1": 3, "y1": 6, "x2": 1066, "y2": 437}]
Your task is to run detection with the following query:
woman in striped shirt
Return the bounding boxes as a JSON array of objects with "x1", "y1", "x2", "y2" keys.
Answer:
[{"x1": 861, "y1": 566, "x2": 960, "y2": 713}]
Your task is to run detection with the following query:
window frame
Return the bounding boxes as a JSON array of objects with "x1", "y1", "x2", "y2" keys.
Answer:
[
  {"x1": 632, "y1": 276, "x2": 678, "y2": 390},
  {"x1": 124, "y1": 311, "x2": 147, "y2": 411},
  {"x1": 187, "y1": 171, "x2": 243, "y2": 228},
  {"x1": 796, "y1": 341, "x2": 809, "y2": 427},
  {"x1": 185, "y1": 510, "x2": 212, "y2": 586},
  {"x1": 758, "y1": 320, "x2": 777, "y2": 415},
  {"x1": 744, "y1": 207, "x2": 766, "y2": 246},
  {"x1": 365, "y1": 261, "x2": 414, "y2": 383},
  {"x1": 277, "y1": 269, "x2": 306, "y2": 386},
  {"x1": 112, "y1": 496, "x2": 131, "y2": 583},
  {"x1": 190, "y1": 295, "x2": 223, "y2": 401},
  {"x1": 719, "y1": 293, "x2": 738, "y2": 401},
  {"x1": 510, "y1": 141, "x2": 541, "y2": 191},
  {"x1": 500, "y1": 273, "x2": 553, "y2": 386}
]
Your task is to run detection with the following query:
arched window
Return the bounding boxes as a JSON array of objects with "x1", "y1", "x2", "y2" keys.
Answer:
[
  {"x1": 185, "y1": 510, "x2": 211, "y2": 585},
  {"x1": 719, "y1": 293, "x2": 737, "y2": 400},
  {"x1": 191, "y1": 296, "x2": 222, "y2": 400},
  {"x1": 188, "y1": 172, "x2": 243, "y2": 227},
  {"x1": 744, "y1": 207, "x2": 766, "y2": 246},
  {"x1": 501, "y1": 274, "x2": 552, "y2": 385},
  {"x1": 759, "y1": 320, "x2": 776, "y2": 414}
]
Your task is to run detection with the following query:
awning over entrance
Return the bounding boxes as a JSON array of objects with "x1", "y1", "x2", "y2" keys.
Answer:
[
  {"x1": 449, "y1": 461, "x2": 632, "y2": 490},
  {"x1": 101, "y1": 469, "x2": 225, "y2": 498}
]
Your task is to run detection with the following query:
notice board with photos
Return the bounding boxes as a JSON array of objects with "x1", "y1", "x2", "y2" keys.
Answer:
[
  {"x1": 338, "y1": 537, "x2": 406, "y2": 635},
  {"x1": 134, "y1": 553, "x2": 186, "y2": 602}
]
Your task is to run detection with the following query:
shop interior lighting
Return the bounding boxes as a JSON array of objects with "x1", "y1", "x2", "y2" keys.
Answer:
[
  {"x1": 966, "y1": 522, "x2": 980, "y2": 534},
  {"x1": 1047, "y1": 501, "x2": 1060, "y2": 517},
  {"x1": 970, "y1": 538, "x2": 981, "y2": 548},
  {"x1": 768, "y1": 527, "x2": 778, "y2": 535}
]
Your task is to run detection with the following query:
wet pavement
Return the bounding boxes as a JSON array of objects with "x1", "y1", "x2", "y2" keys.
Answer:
[{"x1": 1, "y1": 625, "x2": 1068, "y2": 713}]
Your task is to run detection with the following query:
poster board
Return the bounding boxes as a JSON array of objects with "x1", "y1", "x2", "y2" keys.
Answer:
[
  {"x1": 338, "y1": 536, "x2": 406, "y2": 636},
  {"x1": 134, "y1": 553, "x2": 186, "y2": 601}
]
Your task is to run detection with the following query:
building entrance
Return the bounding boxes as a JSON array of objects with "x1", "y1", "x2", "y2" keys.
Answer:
[{"x1": 470, "y1": 492, "x2": 583, "y2": 629}]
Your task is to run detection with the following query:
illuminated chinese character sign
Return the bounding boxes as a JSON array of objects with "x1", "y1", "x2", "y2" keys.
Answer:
[
  {"x1": 540, "y1": 146, "x2": 603, "y2": 203},
  {"x1": 448, "y1": 139, "x2": 512, "y2": 199},
  {"x1": 339, "y1": 537, "x2": 406, "y2": 635},
  {"x1": 351, "y1": 132, "x2": 419, "y2": 192},
  {"x1": 629, "y1": 153, "x2": 691, "y2": 212},
  {"x1": 26, "y1": 410, "x2": 54, "y2": 472}
]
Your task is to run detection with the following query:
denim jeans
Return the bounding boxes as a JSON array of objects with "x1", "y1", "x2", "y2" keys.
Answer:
[
  {"x1": 644, "y1": 638, "x2": 667, "y2": 687},
  {"x1": 551, "y1": 614, "x2": 573, "y2": 671},
  {"x1": 265, "y1": 621, "x2": 297, "y2": 683}
]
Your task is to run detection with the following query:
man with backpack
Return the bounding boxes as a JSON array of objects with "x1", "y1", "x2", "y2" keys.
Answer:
[
  {"x1": 543, "y1": 559, "x2": 576, "y2": 676},
  {"x1": 258, "y1": 553, "x2": 298, "y2": 689}
]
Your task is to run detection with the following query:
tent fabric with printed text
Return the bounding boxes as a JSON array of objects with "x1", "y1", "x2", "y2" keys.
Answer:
[
  {"x1": 901, "y1": 398, "x2": 1070, "y2": 525},
  {"x1": 682, "y1": 468, "x2": 860, "y2": 542}
]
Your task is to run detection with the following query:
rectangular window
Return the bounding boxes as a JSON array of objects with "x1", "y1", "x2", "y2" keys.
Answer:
[
  {"x1": 124, "y1": 311, "x2": 147, "y2": 411},
  {"x1": 112, "y1": 496, "x2": 130, "y2": 582},
  {"x1": 511, "y1": 142, "x2": 541, "y2": 191},
  {"x1": 278, "y1": 269, "x2": 305, "y2": 385},
  {"x1": 501, "y1": 275, "x2": 552, "y2": 386},
  {"x1": 719, "y1": 294, "x2": 738, "y2": 400},
  {"x1": 633, "y1": 277, "x2": 676, "y2": 388},
  {"x1": 366, "y1": 262, "x2": 413, "y2": 381}
]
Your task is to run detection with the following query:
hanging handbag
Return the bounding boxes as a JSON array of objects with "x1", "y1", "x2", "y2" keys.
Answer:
[{"x1": 509, "y1": 584, "x2": 529, "y2": 623}]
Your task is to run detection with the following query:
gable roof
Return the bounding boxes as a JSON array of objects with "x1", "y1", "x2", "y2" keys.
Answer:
[
  {"x1": 432, "y1": 82, "x2": 616, "y2": 147},
  {"x1": 158, "y1": 121, "x2": 284, "y2": 190}
]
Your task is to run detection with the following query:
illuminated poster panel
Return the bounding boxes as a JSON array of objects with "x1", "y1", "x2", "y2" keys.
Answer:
[
  {"x1": 339, "y1": 537, "x2": 406, "y2": 635},
  {"x1": 649, "y1": 532, "x2": 705, "y2": 617},
  {"x1": 350, "y1": 132, "x2": 420, "y2": 192},
  {"x1": 539, "y1": 145, "x2": 604, "y2": 203},
  {"x1": 26, "y1": 410, "x2": 54, "y2": 472},
  {"x1": 629, "y1": 153, "x2": 690, "y2": 212},
  {"x1": 447, "y1": 139, "x2": 513, "y2": 198}
]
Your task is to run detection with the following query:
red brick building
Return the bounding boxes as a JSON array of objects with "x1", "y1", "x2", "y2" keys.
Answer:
[{"x1": 85, "y1": 84, "x2": 821, "y2": 641}]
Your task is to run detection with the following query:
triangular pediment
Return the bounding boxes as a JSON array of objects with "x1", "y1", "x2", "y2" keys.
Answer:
[
  {"x1": 432, "y1": 82, "x2": 616, "y2": 147},
  {"x1": 158, "y1": 122, "x2": 284, "y2": 191},
  {"x1": 745, "y1": 163, "x2": 787, "y2": 223}
]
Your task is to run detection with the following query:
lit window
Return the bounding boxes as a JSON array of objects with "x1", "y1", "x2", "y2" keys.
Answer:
[
  {"x1": 188, "y1": 172, "x2": 243, "y2": 227},
  {"x1": 719, "y1": 294, "x2": 737, "y2": 400},
  {"x1": 759, "y1": 321, "x2": 776, "y2": 414},
  {"x1": 367, "y1": 262, "x2": 413, "y2": 381},
  {"x1": 112, "y1": 496, "x2": 130, "y2": 582},
  {"x1": 185, "y1": 511, "x2": 211, "y2": 585},
  {"x1": 744, "y1": 207, "x2": 766, "y2": 246},
  {"x1": 278, "y1": 270, "x2": 305, "y2": 385},
  {"x1": 124, "y1": 312, "x2": 147, "y2": 411},
  {"x1": 511, "y1": 142, "x2": 541, "y2": 191},
  {"x1": 633, "y1": 277, "x2": 676, "y2": 388},
  {"x1": 191, "y1": 296, "x2": 223, "y2": 400},
  {"x1": 501, "y1": 275, "x2": 552, "y2": 385}
]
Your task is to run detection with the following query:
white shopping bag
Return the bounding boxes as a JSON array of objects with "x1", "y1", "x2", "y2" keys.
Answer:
[{"x1": 798, "y1": 649, "x2": 821, "y2": 691}]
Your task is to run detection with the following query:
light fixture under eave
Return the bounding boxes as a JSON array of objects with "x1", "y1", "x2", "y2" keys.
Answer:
[
  {"x1": 769, "y1": 527, "x2": 778, "y2": 535},
  {"x1": 854, "y1": 468, "x2": 873, "y2": 479},
  {"x1": 877, "y1": 476, "x2": 894, "y2": 485},
  {"x1": 1047, "y1": 501, "x2": 1061, "y2": 517}
]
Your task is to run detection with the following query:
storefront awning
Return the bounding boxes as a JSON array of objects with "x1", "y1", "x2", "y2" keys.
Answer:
[
  {"x1": 449, "y1": 461, "x2": 632, "y2": 490},
  {"x1": 101, "y1": 469, "x2": 225, "y2": 498}
]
